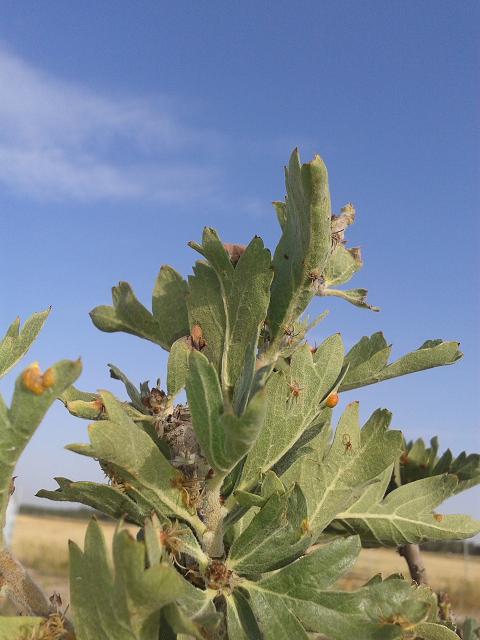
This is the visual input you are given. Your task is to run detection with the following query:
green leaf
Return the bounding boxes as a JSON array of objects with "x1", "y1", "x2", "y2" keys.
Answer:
[
  {"x1": 37, "y1": 477, "x2": 147, "y2": 525},
  {"x1": 268, "y1": 149, "x2": 332, "y2": 344},
  {"x1": 69, "y1": 522, "x2": 135, "y2": 640},
  {"x1": 413, "y1": 623, "x2": 463, "y2": 640},
  {"x1": 108, "y1": 364, "x2": 144, "y2": 411},
  {"x1": 246, "y1": 588, "x2": 310, "y2": 640},
  {"x1": 186, "y1": 350, "x2": 266, "y2": 476},
  {"x1": 332, "y1": 474, "x2": 480, "y2": 545},
  {"x1": 186, "y1": 260, "x2": 226, "y2": 373},
  {"x1": 227, "y1": 484, "x2": 311, "y2": 574},
  {"x1": 225, "y1": 591, "x2": 263, "y2": 640},
  {"x1": 340, "y1": 335, "x2": 462, "y2": 392},
  {"x1": 239, "y1": 337, "x2": 344, "y2": 491},
  {"x1": 245, "y1": 566, "x2": 454, "y2": 640},
  {"x1": 162, "y1": 602, "x2": 221, "y2": 640},
  {"x1": 320, "y1": 287, "x2": 380, "y2": 312},
  {"x1": 259, "y1": 536, "x2": 361, "y2": 593},
  {"x1": 60, "y1": 385, "x2": 98, "y2": 403},
  {"x1": 282, "y1": 403, "x2": 403, "y2": 534},
  {"x1": 398, "y1": 437, "x2": 480, "y2": 494},
  {"x1": 272, "y1": 408, "x2": 332, "y2": 477},
  {"x1": 151, "y1": 265, "x2": 190, "y2": 346},
  {"x1": 0, "y1": 309, "x2": 50, "y2": 380},
  {"x1": 167, "y1": 336, "x2": 192, "y2": 397},
  {"x1": 0, "y1": 359, "x2": 82, "y2": 544},
  {"x1": 243, "y1": 546, "x2": 403, "y2": 640},
  {"x1": 323, "y1": 245, "x2": 363, "y2": 287},
  {"x1": 90, "y1": 280, "x2": 185, "y2": 351},
  {"x1": 86, "y1": 414, "x2": 205, "y2": 535},
  {"x1": 340, "y1": 332, "x2": 391, "y2": 390},
  {"x1": 189, "y1": 230, "x2": 273, "y2": 392},
  {"x1": 460, "y1": 618, "x2": 480, "y2": 640},
  {"x1": 0, "y1": 617, "x2": 43, "y2": 639},
  {"x1": 70, "y1": 520, "x2": 192, "y2": 640},
  {"x1": 143, "y1": 514, "x2": 208, "y2": 569}
]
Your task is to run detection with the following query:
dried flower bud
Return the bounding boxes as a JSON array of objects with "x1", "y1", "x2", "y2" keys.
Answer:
[
  {"x1": 190, "y1": 323, "x2": 207, "y2": 351},
  {"x1": 223, "y1": 242, "x2": 247, "y2": 266}
]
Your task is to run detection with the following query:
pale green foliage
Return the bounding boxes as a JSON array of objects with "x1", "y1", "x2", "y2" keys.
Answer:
[
  {"x1": 0, "y1": 309, "x2": 50, "y2": 380},
  {"x1": 1, "y1": 149, "x2": 479, "y2": 639}
]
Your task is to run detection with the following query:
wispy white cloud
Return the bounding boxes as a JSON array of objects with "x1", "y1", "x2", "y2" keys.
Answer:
[{"x1": 0, "y1": 45, "x2": 221, "y2": 202}]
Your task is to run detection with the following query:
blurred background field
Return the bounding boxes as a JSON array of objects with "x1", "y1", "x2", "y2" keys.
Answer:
[{"x1": 1, "y1": 512, "x2": 479, "y2": 620}]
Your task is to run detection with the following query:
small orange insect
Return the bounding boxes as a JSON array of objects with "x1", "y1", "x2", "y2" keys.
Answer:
[
  {"x1": 342, "y1": 433, "x2": 353, "y2": 454},
  {"x1": 326, "y1": 392, "x2": 339, "y2": 408},
  {"x1": 433, "y1": 513, "x2": 444, "y2": 523}
]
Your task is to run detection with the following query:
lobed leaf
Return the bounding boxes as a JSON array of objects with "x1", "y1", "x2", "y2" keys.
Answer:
[
  {"x1": 340, "y1": 334, "x2": 462, "y2": 392},
  {"x1": 151, "y1": 265, "x2": 190, "y2": 346},
  {"x1": 189, "y1": 230, "x2": 273, "y2": 393},
  {"x1": 239, "y1": 337, "x2": 344, "y2": 491},
  {"x1": 0, "y1": 359, "x2": 81, "y2": 544},
  {"x1": 332, "y1": 473, "x2": 480, "y2": 545},
  {"x1": 282, "y1": 403, "x2": 403, "y2": 535},
  {"x1": 0, "y1": 309, "x2": 50, "y2": 380},
  {"x1": 90, "y1": 275, "x2": 189, "y2": 351},
  {"x1": 268, "y1": 149, "x2": 332, "y2": 345},
  {"x1": 37, "y1": 477, "x2": 147, "y2": 526}
]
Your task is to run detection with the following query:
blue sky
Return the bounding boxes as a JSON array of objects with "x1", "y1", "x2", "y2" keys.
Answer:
[{"x1": 0, "y1": 1, "x2": 478, "y2": 521}]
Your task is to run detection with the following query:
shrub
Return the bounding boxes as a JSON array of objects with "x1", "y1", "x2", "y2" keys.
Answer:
[{"x1": 1, "y1": 150, "x2": 479, "y2": 639}]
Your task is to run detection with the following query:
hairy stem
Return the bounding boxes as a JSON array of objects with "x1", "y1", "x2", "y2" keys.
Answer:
[
  {"x1": 201, "y1": 476, "x2": 228, "y2": 558},
  {"x1": 398, "y1": 543, "x2": 428, "y2": 585}
]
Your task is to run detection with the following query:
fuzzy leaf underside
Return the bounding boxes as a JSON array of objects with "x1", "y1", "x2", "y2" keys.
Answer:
[
  {"x1": 340, "y1": 333, "x2": 462, "y2": 392},
  {"x1": 239, "y1": 337, "x2": 344, "y2": 491},
  {"x1": 282, "y1": 403, "x2": 403, "y2": 535},
  {"x1": 37, "y1": 478, "x2": 147, "y2": 526},
  {"x1": 0, "y1": 309, "x2": 50, "y2": 380},
  {"x1": 268, "y1": 149, "x2": 332, "y2": 343},
  {"x1": 83, "y1": 395, "x2": 204, "y2": 533},
  {"x1": 167, "y1": 337, "x2": 191, "y2": 398},
  {"x1": 332, "y1": 471, "x2": 480, "y2": 545}
]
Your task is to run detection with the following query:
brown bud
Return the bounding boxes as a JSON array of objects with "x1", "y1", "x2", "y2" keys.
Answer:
[
  {"x1": 190, "y1": 323, "x2": 207, "y2": 351},
  {"x1": 223, "y1": 242, "x2": 247, "y2": 266},
  {"x1": 9, "y1": 476, "x2": 17, "y2": 497}
]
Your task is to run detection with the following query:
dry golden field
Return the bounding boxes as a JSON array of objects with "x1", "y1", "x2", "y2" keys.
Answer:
[{"x1": 2, "y1": 514, "x2": 479, "y2": 619}]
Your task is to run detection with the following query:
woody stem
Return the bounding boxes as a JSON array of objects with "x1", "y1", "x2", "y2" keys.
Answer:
[{"x1": 398, "y1": 543, "x2": 428, "y2": 585}]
